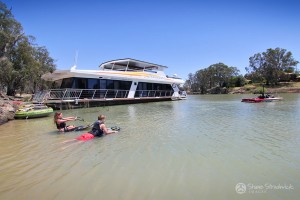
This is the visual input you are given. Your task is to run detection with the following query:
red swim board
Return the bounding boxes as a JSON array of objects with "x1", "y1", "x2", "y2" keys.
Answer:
[{"x1": 76, "y1": 133, "x2": 94, "y2": 141}]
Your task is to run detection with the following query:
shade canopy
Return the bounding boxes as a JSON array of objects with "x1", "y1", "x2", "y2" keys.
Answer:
[{"x1": 99, "y1": 58, "x2": 168, "y2": 71}]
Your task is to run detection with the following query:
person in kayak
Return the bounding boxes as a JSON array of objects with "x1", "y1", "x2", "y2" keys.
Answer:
[
  {"x1": 76, "y1": 114, "x2": 118, "y2": 140},
  {"x1": 54, "y1": 112, "x2": 77, "y2": 132}
]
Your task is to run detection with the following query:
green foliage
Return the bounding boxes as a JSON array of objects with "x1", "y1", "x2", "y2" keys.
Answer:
[
  {"x1": 246, "y1": 48, "x2": 299, "y2": 85},
  {"x1": 0, "y1": 1, "x2": 56, "y2": 95},
  {"x1": 229, "y1": 75, "x2": 247, "y2": 87},
  {"x1": 254, "y1": 86, "x2": 267, "y2": 94},
  {"x1": 186, "y1": 63, "x2": 241, "y2": 94}
]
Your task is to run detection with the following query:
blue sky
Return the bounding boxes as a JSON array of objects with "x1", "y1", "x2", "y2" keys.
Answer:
[{"x1": 3, "y1": 0, "x2": 300, "y2": 79}]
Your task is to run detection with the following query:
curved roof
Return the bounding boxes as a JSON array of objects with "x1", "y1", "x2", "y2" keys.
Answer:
[{"x1": 99, "y1": 58, "x2": 168, "y2": 71}]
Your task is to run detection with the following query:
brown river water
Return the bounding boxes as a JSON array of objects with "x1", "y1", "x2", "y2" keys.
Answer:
[{"x1": 0, "y1": 94, "x2": 299, "y2": 200}]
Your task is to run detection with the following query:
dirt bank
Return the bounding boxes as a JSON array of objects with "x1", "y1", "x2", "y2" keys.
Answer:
[
  {"x1": 229, "y1": 82, "x2": 300, "y2": 94},
  {"x1": 0, "y1": 100, "x2": 16, "y2": 125}
]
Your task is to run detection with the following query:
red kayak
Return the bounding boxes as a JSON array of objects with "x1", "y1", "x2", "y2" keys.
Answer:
[
  {"x1": 242, "y1": 85, "x2": 283, "y2": 103},
  {"x1": 241, "y1": 97, "x2": 265, "y2": 103},
  {"x1": 241, "y1": 96, "x2": 283, "y2": 103}
]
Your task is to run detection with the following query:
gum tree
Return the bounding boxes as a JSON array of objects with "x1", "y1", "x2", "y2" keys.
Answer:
[
  {"x1": 246, "y1": 48, "x2": 299, "y2": 85},
  {"x1": 0, "y1": 1, "x2": 55, "y2": 95}
]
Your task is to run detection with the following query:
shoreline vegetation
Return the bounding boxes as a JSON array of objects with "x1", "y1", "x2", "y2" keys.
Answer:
[
  {"x1": 229, "y1": 82, "x2": 300, "y2": 94},
  {"x1": 188, "y1": 82, "x2": 300, "y2": 95}
]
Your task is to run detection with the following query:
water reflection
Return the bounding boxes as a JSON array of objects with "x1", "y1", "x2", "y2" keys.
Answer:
[{"x1": 0, "y1": 94, "x2": 300, "y2": 199}]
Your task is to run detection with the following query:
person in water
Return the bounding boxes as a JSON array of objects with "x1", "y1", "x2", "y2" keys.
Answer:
[
  {"x1": 54, "y1": 112, "x2": 77, "y2": 132},
  {"x1": 59, "y1": 114, "x2": 119, "y2": 149},
  {"x1": 89, "y1": 114, "x2": 118, "y2": 136}
]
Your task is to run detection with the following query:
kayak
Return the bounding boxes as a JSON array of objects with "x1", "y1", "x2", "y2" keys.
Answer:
[
  {"x1": 241, "y1": 85, "x2": 283, "y2": 103},
  {"x1": 15, "y1": 105, "x2": 53, "y2": 119},
  {"x1": 241, "y1": 98, "x2": 265, "y2": 103},
  {"x1": 241, "y1": 96, "x2": 283, "y2": 103}
]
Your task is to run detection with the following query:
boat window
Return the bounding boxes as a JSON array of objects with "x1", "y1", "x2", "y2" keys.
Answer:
[
  {"x1": 106, "y1": 80, "x2": 114, "y2": 89},
  {"x1": 72, "y1": 78, "x2": 87, "y2": 89},
  {"x1": 118, "y1": 81, "x2": 131, "y2": 90},
  {"x1": 114, "y1": 81, "x2": 119, "y2": 90},
  {"x1": 88, "y1": 79, "x2": 99, "y2": 89},
  {"x1": 100, "y1": 79, "x2": 106, "y2": 89},
  {"x1": 60, "y1": 78, "x2": 132, "y2": 91},
  {"x1": 137, "y1": 82, "x2": 173, "y2": 91},
  {"x1": 61, "y1": 78, "x2": 73, "y2": 88}
]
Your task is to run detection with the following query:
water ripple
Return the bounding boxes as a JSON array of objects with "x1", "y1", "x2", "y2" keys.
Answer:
[{"x1": 1, "y1": 94, "x2": 300, "y2": 199}]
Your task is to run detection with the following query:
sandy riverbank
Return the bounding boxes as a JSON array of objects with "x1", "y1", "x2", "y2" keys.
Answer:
[
  {"x1": 229, "y1": 82, "x2": 300, "y2": 94},
  {"x1": 0, "y1": 100, "x2": 16, "y2": 125}
]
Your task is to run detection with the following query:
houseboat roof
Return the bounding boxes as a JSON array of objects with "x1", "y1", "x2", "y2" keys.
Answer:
[{"x1": 99, "y1": 58, "x2": 168, "y2": 71}]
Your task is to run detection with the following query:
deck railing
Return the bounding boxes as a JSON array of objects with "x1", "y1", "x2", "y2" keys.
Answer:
[
  {"x1": 47, "y1": 89, "x2": 130, "y2": 100},
  {"x1": 33, "y1": 88, "x2": 174, "y2": 103},
  {"x1": 134, "y1": 90, "x2": 173, "y2": 97}
]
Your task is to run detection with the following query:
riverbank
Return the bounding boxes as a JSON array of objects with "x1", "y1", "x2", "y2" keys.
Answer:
[
  {"x1": 0, "y1": 100, "x2": 16, "y2": 125},
  {"x1": 229, "y1": 82, "x2": 300, "y2": 94},
  {"x1": 0, "y1": 92, "x2": 22, "y2": 125}
]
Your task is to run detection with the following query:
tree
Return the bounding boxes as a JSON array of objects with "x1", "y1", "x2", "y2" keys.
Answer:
[
  {"x1": 195, "y1": 68, "x2": 211, "y2": 94},
  {"x1": 183, "y1": 73, "x2": 193, "y2": 92},
  {"x1": 0, "y1": 2, "x2": 24, "y2": 61},
  {"x1": 229, "y1": 75, "x2": 246, "y2": 87},
  {"x1": 0, "y1": 2, "x2": 56, "y2": 95},
  {"x1": 31, "y1": 46, "x2": 55, "y2": 92},
  {"x1": 184, "y1": 63, "x2": 241, "y2": 94},
  {"x1": 207, "y1": 63, "x2": 240, "y2": 88},
  {"x1": 246, "y1": 48, "x2": 299, "y2": 85}
]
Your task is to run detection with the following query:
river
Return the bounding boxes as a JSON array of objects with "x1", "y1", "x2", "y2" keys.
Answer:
[{"x1": 0, "y1": 94, "x2": 299, "y2": 200}]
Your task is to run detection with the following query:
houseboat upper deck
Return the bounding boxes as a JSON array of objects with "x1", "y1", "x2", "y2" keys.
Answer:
[{"x1": 39, "y1": 58, "x2": 185, "y2": 109}]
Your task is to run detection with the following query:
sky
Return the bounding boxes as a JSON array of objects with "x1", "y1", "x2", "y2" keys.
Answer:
[{"x1": 3, "y1": 0, "x2": 300, "y2": 80}]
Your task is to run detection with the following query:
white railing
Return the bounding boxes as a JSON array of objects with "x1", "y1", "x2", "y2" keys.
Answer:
[
  {"x1": 48, "y1": 89, "x2": 129, "y2": 100},
  {"x1": 33, "y1": 88, "x2": 174, "y2": 102},
  {"x1": 134, "y1": 90, "x2": 173, "y2": 97}
]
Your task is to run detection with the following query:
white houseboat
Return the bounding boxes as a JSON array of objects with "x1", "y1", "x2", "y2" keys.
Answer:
[{"x1": 37, "y1": 58, "x2": 185, "y2": 109}]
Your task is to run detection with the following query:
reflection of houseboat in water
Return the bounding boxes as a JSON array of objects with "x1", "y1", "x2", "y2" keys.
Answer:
[{"x1": 37, "y1": 58, "x2": 185, "y2": 109}]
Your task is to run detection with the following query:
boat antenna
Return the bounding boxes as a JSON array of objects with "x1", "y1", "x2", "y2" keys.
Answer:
[{"x1": 71, "y1": 50, "x2": 79, "y2": 70}]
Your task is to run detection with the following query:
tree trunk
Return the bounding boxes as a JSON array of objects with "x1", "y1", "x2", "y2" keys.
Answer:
[{"x1": 6, "y1": 85, "x2": 15, "y2": 96}]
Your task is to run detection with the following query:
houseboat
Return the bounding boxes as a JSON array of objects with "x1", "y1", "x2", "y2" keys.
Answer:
[{"x1": 38, "y1": 58, "x2": 185, "y2": 109}]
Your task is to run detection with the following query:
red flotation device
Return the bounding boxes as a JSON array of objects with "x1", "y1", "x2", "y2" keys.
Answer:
[{"x1": 76, "y1": 132, "x2": 94, "y2": 141}]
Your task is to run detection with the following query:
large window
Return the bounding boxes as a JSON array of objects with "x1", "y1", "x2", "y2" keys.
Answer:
[
  {"x1": 136, "y1": 82, "x2": 172, "y2": 91},
  {"x1": 88, "y1": 79, "x2": 99, "y2": 89},
  {"x1": 76, "y1": 79, "x2": 87, "y2": 89},
  {"x1": 135, "y1": 82, "x2": 173, "y2": 97},
  {"x1": 60, "y1": 77, "x2": 131, "y2": 91},
  {"x1": 60, "y1": 78, "x2": 73, "y2": 88}
]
